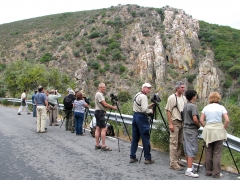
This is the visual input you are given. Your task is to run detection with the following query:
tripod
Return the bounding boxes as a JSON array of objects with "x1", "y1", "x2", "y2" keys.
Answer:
[
  {"x1": 105, "y1": 98, "x2": 131, "y2": 152},
  {"x1": 139, "y1": 100, "x2": 169, "y2": 163},
  {"x1": 83, "y1": 107, "x2": 93, "y2": 133},
  {"x1": 59, "y1": 108, "x2": 66, "y2": 128},
  {"x1": 197, "y1": 139, "x2": 240, "y2": 174}
]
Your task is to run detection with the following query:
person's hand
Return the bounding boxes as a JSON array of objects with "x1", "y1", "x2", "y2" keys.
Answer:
[
  {"x1": 112, "y1": 106, "x2": 117, "y2": 110},
  {"x1": 169, "y1": 124, "x2": 174, "y2": 132}
]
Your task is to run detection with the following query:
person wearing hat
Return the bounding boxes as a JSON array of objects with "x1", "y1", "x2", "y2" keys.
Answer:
[
  {"x1": 130, "y1": 83, "x2": 155, "y2": 164},
  {"x1": 165, "y1": 81, "x2": 187, "y2": 171},
  {"x1": 48, "y1": 89, "x2": 61, "y2": 126}
]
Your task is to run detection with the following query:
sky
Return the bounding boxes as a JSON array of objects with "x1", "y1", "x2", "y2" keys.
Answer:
[{"x1": 0, "y1": 0, "x2": 240, "y2": 30}]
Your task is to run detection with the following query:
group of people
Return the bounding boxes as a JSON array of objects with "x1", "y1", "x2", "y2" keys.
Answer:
[
  {"x1": 18, "y1": 81, "x2": 230, "y2": 178},
  {"x1": 129, "y1": 81, "x2": 230, "y2": 179}
]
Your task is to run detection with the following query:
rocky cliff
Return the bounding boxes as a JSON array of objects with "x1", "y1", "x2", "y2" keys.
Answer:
[{"x1": 0, "y1": 5, "x2": 224, "y2": 99}]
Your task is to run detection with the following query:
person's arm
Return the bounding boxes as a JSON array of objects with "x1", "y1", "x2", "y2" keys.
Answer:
[
  {"x1": 223, "y1": 113, "x2": 230, "y2": 129},
  {"x1": 167, "y1": 110, "x2": 174, "y2": 132},
  {"x1": 101, "y1": 100, "x2": 117, "y2": 110},
  {"x1": 200, "y1": 113, "x2": 205, "y2": 127},
  {"x1": 44, "y1": 99, "x2": 48, "y2": 107},
  {"x1": 193, "y1": 115, "x2": 200, "y2": 128}
]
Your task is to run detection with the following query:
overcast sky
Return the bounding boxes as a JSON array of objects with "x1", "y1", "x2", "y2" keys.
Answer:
[{"x1": 0, "y1": 0, "x2": 240, "y2": 30}]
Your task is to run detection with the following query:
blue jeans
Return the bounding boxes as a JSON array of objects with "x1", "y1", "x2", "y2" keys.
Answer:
[
  {"x1": 130, "y1": 112, "x2": 151, "y2": 160},
  {"x1": 33, "y1": 105, "x2": 37, "y2": 117},
  {"x1": 74, "y1": 112, "x2": 84, "y2": 135}
]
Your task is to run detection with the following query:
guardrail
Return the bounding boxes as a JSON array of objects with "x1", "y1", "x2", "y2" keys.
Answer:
[{"x1": 1, "y1": 97, "x2": 240, "y2": 153}]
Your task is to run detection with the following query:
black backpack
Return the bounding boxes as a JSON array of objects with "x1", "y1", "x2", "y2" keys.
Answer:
[
  {"x1": 64, "y1": 95, "x2": 73, "y2": 109},
  {"x1": 90, "y1": 124, "x2": 115, "y2": 137}
]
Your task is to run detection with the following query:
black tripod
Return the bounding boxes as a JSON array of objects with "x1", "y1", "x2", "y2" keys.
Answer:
[
  {"x1": 197, "y1": 139, "x2": 240, "y2": 174},
  {"x1": 139, "y1": 97, "x2": 169, "y2": 163},
  {"x1": 83, "y1": 107, "x2": 93, "y2": 133},
  {"x1": 105, "y1": 97, "x2": 131, "y2": 152}
]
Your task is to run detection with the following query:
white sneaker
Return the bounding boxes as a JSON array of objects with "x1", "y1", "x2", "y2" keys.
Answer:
[{"x1": 185, "y1": 170, "x2": 199, "y2": 178}]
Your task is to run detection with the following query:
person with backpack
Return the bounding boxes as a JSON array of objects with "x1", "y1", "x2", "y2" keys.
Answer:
[
  {"x1": 63, "y1": 89, "x2": 76, "y2": 132},
  {"x1": 165, "y1": 81, "x2": 187, "y2": 171}
]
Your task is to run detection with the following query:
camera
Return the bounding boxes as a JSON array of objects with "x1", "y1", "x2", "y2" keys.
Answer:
[
  {"x1": 151, "y1": 94, "x2": 161, "y2": 103},
  {"x1": 110, "y1": 93, "x2": 118, "y2": 102},
  {"x1": 83, "y1": 97, "x2": 90, "y2": 105}
]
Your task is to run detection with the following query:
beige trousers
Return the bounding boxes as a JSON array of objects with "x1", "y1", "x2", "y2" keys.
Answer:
[
  {"x1": 36, "y1": 106, "x2": 47, "y2": 132},
  {"x1": 169, "y1": 120, "x2": 183, "y2": 167},
  {"x1": 49, "y1": 105, "x2": 58, "y2": 125}
]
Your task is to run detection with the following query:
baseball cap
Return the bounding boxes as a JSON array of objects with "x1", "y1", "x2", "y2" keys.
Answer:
[{"x1": 142, "y1": 83, "x2": 152, "y2": 89}]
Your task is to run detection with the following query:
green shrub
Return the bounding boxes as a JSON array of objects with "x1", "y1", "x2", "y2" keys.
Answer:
[
  {"x1": 85, "y1": 46, "x2": 92, "y2": 54},
  {"x1": 88, "y1": 31, "x2": 100, "y2": 39},
  {"x1": 151, "y1": 121, "x2": 169, "y2": 151},
  {"x1": 40, "y1": 46, "x2": 46, "y2": 51},
  {"x1": 26, "y1": 42, "x2": 32, "y2": 48},
  {"x1": 112, "y1": 50, "x2": 122, "y2": 60},
  {"x1": 0, "y1": 63, "x2": 6, "y2": 72},
  {"x1": 118, "y1": 90, "x2": 131, "y2": 102},
  {"x1": 40, "y1": 52, "x2": 52, "y2": 63},
  {"x1": 224, "y1": 74, "x2": 232, "y2": 88},
  {"x1": 131, "y1": 11, "x2": 137, "y2": 17},
  {"x1": 75, "y1": 41, "x2": 81, "y2": 47},
  {"x1": 184, "y1": 73, "x2": 197, "y2": 83},
  {"x1": 73, "y1": 51, "x2": 80, "y2": 57}
]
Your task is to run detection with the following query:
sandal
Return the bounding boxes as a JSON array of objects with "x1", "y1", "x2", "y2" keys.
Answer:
[
  {"x1": 101, "y1": 146, "x2": 112, "y2": 151},
  {"x1": 95, "y1": 145, "x2": 102, "y2": 150}
]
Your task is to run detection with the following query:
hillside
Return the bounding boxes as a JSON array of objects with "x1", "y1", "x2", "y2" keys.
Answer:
[{"x1": 0, "y1": 4, "x2": 240, "y2": 104}]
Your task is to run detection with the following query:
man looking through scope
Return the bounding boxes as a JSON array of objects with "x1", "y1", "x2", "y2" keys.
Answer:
[
  {"x1": 130, "y1": 83, "x2": 155, "y2": 164},
  {"x1": 94, "y1": 82, "x2": 117, "y2": 151}
]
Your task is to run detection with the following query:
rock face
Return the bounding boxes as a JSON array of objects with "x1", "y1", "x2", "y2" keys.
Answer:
[
  {"x1": 131, "y1": 6, "x2": 221, "y2": 96},
  {"x1": 195, "y1": 50, "x2": 221, "y2": 100}
]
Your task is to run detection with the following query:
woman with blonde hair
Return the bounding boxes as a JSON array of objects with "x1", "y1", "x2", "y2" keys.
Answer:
[
  {"x1": 200, "y1": 92, "x2": 230, "y2": 178},
  {"x1": 73, "y1": 91, "x2": 89, "y2": 136}
]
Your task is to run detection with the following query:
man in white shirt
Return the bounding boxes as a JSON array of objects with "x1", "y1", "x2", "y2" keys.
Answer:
[{"x1": 18, "y1": 90, "x2": 31, "y2": 115}]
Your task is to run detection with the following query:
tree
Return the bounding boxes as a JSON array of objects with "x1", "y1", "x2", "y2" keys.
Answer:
[
  {"x1": 3, "y1": 60, "x2": 75, "y2": 97},
  {"x1": 118, "y1": 90, "x2": 131, "y2": 103}
]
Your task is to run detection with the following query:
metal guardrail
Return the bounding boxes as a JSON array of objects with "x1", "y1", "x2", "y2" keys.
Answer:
[{"x1": 1, "y1": 97, "x2": 240, "y2": 153}]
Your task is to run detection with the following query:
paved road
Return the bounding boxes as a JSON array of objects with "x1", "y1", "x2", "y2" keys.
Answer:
[{"x1": 0, "y1": 105, "x2": 238, "y2": 180}]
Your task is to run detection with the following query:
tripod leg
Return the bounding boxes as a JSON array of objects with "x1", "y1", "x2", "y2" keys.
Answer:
[
  {"x1": 115, "y1": 111, "x2": 120, "y2": 152},
  {"x1": 116, "y1": 102, "x2": 131, "y2": 141},
  {"x1": 84, "y1": 108, "x2": 89, "y2": 133},
  {"x1": 156, "y1": 105, "x2": 170, "y2": 135},
  {"x1": 197, "y1": 144, "x2": 205, "y2": 173},
  {"x1": 226, "y1": 141, "x2": 240, "y2": 174}
]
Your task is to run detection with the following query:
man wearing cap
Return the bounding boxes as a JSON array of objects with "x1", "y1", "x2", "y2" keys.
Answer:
[
  {"x1": 35, "y1": 86, "x2": 48, "y2": 133},
  {"x1": 48, "y1": 89, "x2": 61, "y2": 126},
  {"x1": 165, "y1": 81, "x2": 187, "y2": 170},
  {"x1": 130, "y1": 83, "x2": 155, "y2": 164}
]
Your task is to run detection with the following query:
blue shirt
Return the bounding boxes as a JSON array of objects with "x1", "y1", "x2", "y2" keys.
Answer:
[
  {"x1": 35, "y1": 92, "x2": 47, "y2": 106},
  {"x1": 32, "y1": 94, "x2": 36, "y2": 105}
]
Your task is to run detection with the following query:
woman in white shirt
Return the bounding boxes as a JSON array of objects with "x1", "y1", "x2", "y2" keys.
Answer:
[{"x1": 200, "y1": 92, "x2": 230, "y2": 178}]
